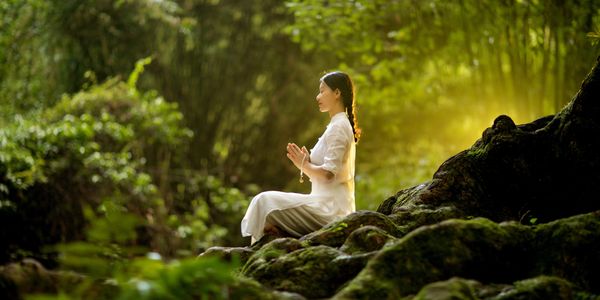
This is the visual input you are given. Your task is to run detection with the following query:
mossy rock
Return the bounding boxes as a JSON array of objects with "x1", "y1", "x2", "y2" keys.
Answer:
[
  {"x1": 228, "y1": 276, "x2": 307, "y2": 300},
  {"x1": 377, "y1": 183, "x2": 431, "y2": 215},
  {"x1": 299, "y1": 210, "x2": 402, "y2": 248},
  {"x1": 411, "y1": 277, "x2": 484, "y2": 300},
  {"x1": 243, "y1": 244, "x2": 373, "y2": 298},
  {"x1": 377, "y1": 58, "x2": 600, "y2": 225},
  {"x1": 411, "y1": 275, "x2": 592, "y2": 300},
  {"x1": 493, "y1": 276, "x2": 581, "y2": 300},
  {"x1": 242, "y1": 238, "x2": 304, "y2": 276},
  {"x1": 530, "y1": 211, "x2": 600, "y2": 293},
  {"x1": 199, "y1": 246, "x2": 255, "y2": 265},
  {"x1": 334, "y1": 211, "x2": 600, "y2": 298},
  {"x1": 0, "y1": 258, "x2": 89, "y2": 298},
  {"x1": 334, "y1": 217, "x2": 531, "y2": 299},
  {"x1": 388, "y1": 205, "x2": 465, "y2": 234},
  {"x1": 339, "y1": 225, "x2": 396, "y2": 254}
]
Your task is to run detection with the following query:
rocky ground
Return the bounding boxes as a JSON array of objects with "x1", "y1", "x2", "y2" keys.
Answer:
[{"x1": 202, "y1": 56, "x2": 600, "y2": 299}]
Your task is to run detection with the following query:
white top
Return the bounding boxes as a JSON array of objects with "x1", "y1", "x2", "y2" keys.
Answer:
[{"x1": 308, "y1": 111, "x2": 356, "y2": 213}]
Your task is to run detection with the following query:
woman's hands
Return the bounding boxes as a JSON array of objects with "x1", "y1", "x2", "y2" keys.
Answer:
[
  {"x1": 286, "y1": 143, "x2": 310, "y2": 170},
  {"x1": 286, "y1": 142, "x2": 335, "y2": 183}
]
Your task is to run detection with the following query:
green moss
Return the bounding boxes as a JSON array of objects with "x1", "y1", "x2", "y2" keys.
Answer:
[
  {"x1": 331, "y1": 222, "x2": 349, "y2": 232},
  {"x1": 248, "y1": 245, "x2": 343, "y2": 298},
  {"x1": 465, "y1": 146, "x2": 487, "y2": 159},
  {"x1": 300, "y1": 211, "x2": 401, "y2": 247},
  {"x1": 530, "y1": 212, "x2": 600, "y2": 293},
  {"x1": 501, "y1": 276, "x2": 574, "y2": 299},
  {"x1": 335, "y1": 217, "x2": 529, "y2": 298},
  {"x1": 334, "y1": 212, "x2": 600, "y2": 298},
  {"x1": 339, "y1": 225, "x2": 396, "y2": 254},
  {"x1": 229, "y1": 275, "x2": 306, "y2": 300},
  {"x1": 408, "y1": 276, "x2": 596, "y2": 300},
  {"x1": 412, "y1": 277, "x2": 480, "y2": 300},
  {"x1": 241, "y1": 238, "x2": 303, "y2": 276},
  {"x1": 389, "y1": 205, "x2": 463, "y2": 233}
]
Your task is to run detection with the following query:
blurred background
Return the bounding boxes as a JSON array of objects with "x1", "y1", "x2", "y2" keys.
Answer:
[{"x1": 1, "y1": 0, "x2": 599, "y2": 264}]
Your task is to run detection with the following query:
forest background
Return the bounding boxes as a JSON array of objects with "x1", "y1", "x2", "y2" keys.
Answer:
[{"x1": 1, "y1": 1, "x2": 599, "y2": 297}]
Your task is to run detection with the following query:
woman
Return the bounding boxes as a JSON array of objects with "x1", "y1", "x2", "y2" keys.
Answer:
[{"x1": 241, "y1": 71, "x2": 361, "y2": 244}]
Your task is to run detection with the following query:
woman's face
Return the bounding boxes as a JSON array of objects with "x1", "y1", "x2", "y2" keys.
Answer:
[{"x1": 316, "y1": 81, "x2": 340, "y2": 112}]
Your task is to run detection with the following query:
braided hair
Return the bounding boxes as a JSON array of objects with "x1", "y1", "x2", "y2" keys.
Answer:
[{"x1": 320, "y1": 71, "x2": 361, "y2": 143}]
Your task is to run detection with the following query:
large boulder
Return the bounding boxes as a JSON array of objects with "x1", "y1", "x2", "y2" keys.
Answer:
[
  {"x1": 334, "y1": 211, "x2": 600, "y2": 298},
  {"x1": 379, "y1": 57, "x2": 600, "y2": 225}
]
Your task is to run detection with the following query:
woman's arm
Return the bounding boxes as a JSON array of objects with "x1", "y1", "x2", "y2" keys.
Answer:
[{"x1": 286, "y1": 143, "x2": 335, "y2": 182}]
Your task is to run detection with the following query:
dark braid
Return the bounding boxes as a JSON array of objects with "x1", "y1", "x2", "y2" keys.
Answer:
[{"x1": 320, "y1": 71, "x2": 361, "y2": 143}]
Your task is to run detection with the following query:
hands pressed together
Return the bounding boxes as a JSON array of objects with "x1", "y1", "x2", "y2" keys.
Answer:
[{"x1": 286, "y1": 142, "x2": 310, "y2": 170}]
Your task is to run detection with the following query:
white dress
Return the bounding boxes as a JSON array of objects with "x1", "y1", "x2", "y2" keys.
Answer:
[{"x1": 241, "y1": 111, "x2": 356, "y2": 243}]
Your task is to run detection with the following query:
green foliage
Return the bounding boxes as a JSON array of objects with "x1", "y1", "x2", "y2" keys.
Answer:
[
  {"x1": 115, "y1": 256, "x2": 238, "y2": 300},
  {"x1": 1, "y1": 0, "x2": 330, "y2": 196},
  {"x1": 0, "y1": 62, "x2": 250, "y2": 264}
]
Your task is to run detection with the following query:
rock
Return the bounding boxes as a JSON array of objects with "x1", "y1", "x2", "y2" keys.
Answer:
[
  {"x1": 227, "y1": 275, "x2": 307, "y2": 300},
  {"x1": 530, "y1": 211, "x2": 600, "y2": 293},
  {"x1": 242, "y1": 243, "x2": 374, "y2": 298},
  {"x1": 242, "y1": 238, "x2": 305, "y2": 276},
  {"x1": 411, "y1": 276, "x2": 596, "y2": 300},
  {"x1": 0, "y1": 258, "x2": 86, "y2": 298},
  {"x1": 334, "y1": 211, "x2": 600, "y2": 298},
  {"x1": 388, "y1": 205, "x2": 464, "y2": 234},
  {"x1": 199, "y1": 246, "x2": 254, "y2": 265},
  {"x1": 380, "y1": 58, "x2": 600, "y2": 225},
  {"x1": 339, "y1": 225, "x2": 396, "y2": 254},
  {"x1": 299, "y1": 210, "x2": 402, "y2": 247},
  {"x1": 412, "y1": 277, "x2": 488, "y2": 300}
]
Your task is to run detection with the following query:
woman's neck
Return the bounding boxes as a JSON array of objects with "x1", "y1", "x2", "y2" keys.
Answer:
[{"x1": 328, "y1": 105, "x2": 345, "y2": 119}]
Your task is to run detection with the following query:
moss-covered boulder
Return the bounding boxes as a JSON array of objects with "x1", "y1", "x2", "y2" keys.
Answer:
[
  {"x1": 0, "y1": 258, "x2": 87, "y2": 298},
  {"x1": 334, "y1": 211, "x2": 600, "y2": 299},
  {"x1": 411, "y1": 276, "x2": 596, "y2": 300},
  {"x1": 242, "y1": 244, "x2": 375, "y2": 298},
  {"x1": 339, "y1": 225, "x2": 396, "y2": 254},
  {"x1": 388, "y1": 205, "x2": 464, "y2": 234},
  {"x1": 380, "y1": 56, "x2": 600, "y2": 225},
  {"x1": 299, "y1": 210, "x2": 402, "y2": 247},
  {"x1": 227, "y1": 276, "x2": 307, "y2": 300},
  {"x1": 242, "y1": 238, "x2": 305, "y2": 274},
  {"x1": 198, "y1": 246, "x2": 255, "y2": 265},
  {"x1": 411, "y1": 277, "x2": 490, "y2": 300}
]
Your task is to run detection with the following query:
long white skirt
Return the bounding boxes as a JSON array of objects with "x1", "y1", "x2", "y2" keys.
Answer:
[{"x1": 241, "y1": 180, "x2": 354, "y2": 243}]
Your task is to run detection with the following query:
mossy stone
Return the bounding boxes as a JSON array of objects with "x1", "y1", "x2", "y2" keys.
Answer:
[
  {"x1": 339, "y1": 225, "x2": 395, "y2": 254},
  {"x1": 412, "y1": 277, "x2": 481, "y2": 300},
  {"x1": 300, "y1": 210, "x2": 401, "y2": 247},
  {"x1": 334, "y1": 218, "x2": 533, "y2": 299},
  {"x1": 242, "y1": 237, "x2": 304, "y2": 276}
]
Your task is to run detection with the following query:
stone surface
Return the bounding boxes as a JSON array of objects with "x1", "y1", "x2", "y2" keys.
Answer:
[
  {"x1": 339, "y1": 225, "x2": 396, "y2": 254},
  {"x1": 242, "y1": 240, "x2": 375, "y2": 298},
  {"x1": 199, "y1": 246, "x2": 255, "y2": 265},
  {"x1": 411, "y1": 276, "x2": 595, "y2": 300},
  {"x1": 334, "y1": 211, "x2": 600, "y2": 298},
  {"x1": 299, "y1": 210, "x2": 402, "y2": 247}
]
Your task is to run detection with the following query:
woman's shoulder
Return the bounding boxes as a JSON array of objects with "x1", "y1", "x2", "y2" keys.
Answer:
[{"x1": 326, "y1": 116, "x2": 353, "y2": 139}]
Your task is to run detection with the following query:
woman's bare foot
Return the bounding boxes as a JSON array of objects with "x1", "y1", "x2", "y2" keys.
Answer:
[{"x1": 264, "y1": 222, "x2": 283, "y2": 236}]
